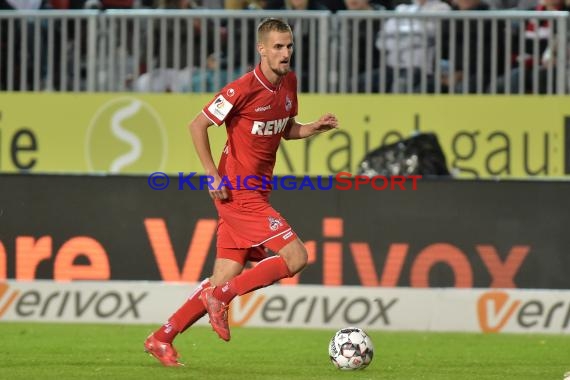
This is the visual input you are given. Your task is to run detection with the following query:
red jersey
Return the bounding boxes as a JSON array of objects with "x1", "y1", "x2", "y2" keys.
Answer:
[{"x1": 202, "y1": 64, "x2": 298, "y2": 197}]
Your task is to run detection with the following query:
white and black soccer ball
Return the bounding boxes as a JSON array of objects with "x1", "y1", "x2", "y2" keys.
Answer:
[{"x1": 328, "y1": 327, "x2": 374, "y2": 370}]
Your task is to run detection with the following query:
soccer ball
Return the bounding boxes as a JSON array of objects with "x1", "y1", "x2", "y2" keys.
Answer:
[{"x1": 328, "y1": 327, "x2": 374, "y2": 370}]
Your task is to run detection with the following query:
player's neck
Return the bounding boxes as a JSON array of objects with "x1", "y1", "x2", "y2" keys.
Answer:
[{"x1": 260, "y1": 64, "x2": 284, "y2": 87}]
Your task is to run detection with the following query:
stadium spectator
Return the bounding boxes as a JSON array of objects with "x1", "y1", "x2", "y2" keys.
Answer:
[
  {"x1": 340, "y1": 0, "x2": 385, "y2": 92},
  {"x1": 0, "y1": 0, "x2": 48, "y2": 8},
  {"x1": 133, "y1": 0, "x2": 187, "y2": 91},
  {"x1": 0, "y1": 0, "x2": 50, "y2": 90},
  {"x1": 347, "y1": 0, "x2": 395, "y2": 9},
  {"x1": 424, "y1": 0, "x2": 506, "y2": 93},
  {"x1": 222, "y1": 0, "x2": 268, "y2": 70},
  {"x1": 133, "y1": 0, "x2": 235, "y2": 92},
  {"x1": 75, "y1": 0, "x2": 155, "y2": 8},
  {"x1": 487, "y1": 0, "x2": 538, "y2": 9},
  {"x1": 46, "y1": 1, "x2": 92, "y2": 91},
  {"x1": 345, "y1": 0, "x2": 384, "y2": 14},
  {"x1": 320, "y1": 0, "x2": 347, "y2": 11},
  {"x1": 49, "y1": 0, "x2": 88, "y2": 7},
  {"x1": 69, "y1": 0, "x2": 135, "y2": 8},
  {"x1": 100, "y1": 0, "x2": 135, "y2": 7},
  {"x1": 144, "y1": 18, "x2": 338, "y2": 366},
  {"x1": 495, "y1": 0, "x2": 564, "y2": 94},
  {"x1": 265, "y1": 0, "x2": 327, "y2": 8},
  {"x1": 224, "y1": 0, "x2": 267, "y2": 8},
  {"x1": 370, "y1": 0, "x2": 451, "y2": 93},
  {"x1": 503, "y1": 0, "x2": 570, "y2": 94}
]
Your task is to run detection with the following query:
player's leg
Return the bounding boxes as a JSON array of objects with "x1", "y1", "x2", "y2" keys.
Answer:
[
  {"x1": 216, "y1": 202, "x2": 304, "y2": 300},
  {"x1": 200, "y1": 201, "x2": 306, "y2": 341},
  {"x1": 143, "y1": 279, "x2": 212, "y2": 367},
  {"x1": 202, "y1": 237, "x2": 307, "y2": 342},
  {"x1": 214, "y1": 237, "x2": 306, "y2": 303},
  {"x1": 145, "y1": 257, "x2": 244, "y2": 366},
  {"x1": 209, "y1": 257, "x2": 246, "y2": 286},
  {"x1": 273, "y1": 237, "x2": 308, "y2": 275},
  {"x1": 154, "y1": 257, "x2": 243, "y2": 336},
  {"x1": 145, "y1": 218, "x2": 246, "y2": 366},
  {"x1": 198, "y1": 256, "x2": 246, "y2": 341}
]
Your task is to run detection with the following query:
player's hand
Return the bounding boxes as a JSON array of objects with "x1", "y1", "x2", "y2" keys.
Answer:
[
  {"x1": 209, "y1": 173, "x2": 229, "y2": 200},
  {"x1": 314, "y1": 113, "x2": 339, "y2": 133}
]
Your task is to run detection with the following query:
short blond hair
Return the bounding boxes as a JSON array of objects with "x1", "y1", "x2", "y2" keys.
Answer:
[{"x1": 256, "y1": 18, "x2": 293, "y2": 43}]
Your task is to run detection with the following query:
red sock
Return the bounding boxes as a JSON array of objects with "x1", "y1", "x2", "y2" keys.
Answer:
[
  {"x1": 213, "y1": 256, "x2": 291, "y2": 304},
  {"x1": 154, "y1": 279, "x2": 210, "y2": 342},
  {"x1": 153, "y1": 321, "x2": 179, "y2": 344}
]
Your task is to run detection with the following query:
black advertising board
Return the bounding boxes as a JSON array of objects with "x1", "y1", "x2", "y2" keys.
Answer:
[{"x1": 1, "y1": 174, "x2": 569, "y2": 289}]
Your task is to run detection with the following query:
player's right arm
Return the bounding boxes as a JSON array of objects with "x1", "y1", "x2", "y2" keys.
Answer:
[{"x1": 188, "y1": 112, "x2": 228, "y2": 200}]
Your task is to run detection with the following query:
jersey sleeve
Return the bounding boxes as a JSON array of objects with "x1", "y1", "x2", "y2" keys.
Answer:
[{"x1": 202, "y1": 85, "x2": 243, "y2": 126}]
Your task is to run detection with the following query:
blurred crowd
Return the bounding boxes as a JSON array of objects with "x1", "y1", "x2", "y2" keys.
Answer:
[
  {"x1": 0, "y1": 0, "x2": 554, "y2": 11},
  {"x1": 1, "y1": 0, "x2": 569, "y2": 93}
]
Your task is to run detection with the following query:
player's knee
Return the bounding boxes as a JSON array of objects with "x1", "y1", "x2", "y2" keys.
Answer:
[{"x1": 283, "y1": 246, "x2": 308, "y2": 275}]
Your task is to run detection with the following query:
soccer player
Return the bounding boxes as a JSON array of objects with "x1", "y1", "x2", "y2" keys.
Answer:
[{"x1": 144, "y1": 17, "x2": 338, "y2": 367}]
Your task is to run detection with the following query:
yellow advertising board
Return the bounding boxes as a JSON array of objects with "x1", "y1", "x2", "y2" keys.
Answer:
[{"x1": 0, "y1": 93, "x2": 567, "y2": 179}]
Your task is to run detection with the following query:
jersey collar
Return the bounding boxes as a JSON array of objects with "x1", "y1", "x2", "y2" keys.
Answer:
[{"x1": 253, "y1": 64, "x2": 280, "y2": 93}]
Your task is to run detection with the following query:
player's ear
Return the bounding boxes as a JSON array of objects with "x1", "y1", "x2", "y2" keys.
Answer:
[{"x1": 257, "y1": 42, "x2": 265, "y2": 57}]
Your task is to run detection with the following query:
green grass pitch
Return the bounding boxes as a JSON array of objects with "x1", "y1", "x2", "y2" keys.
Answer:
[{"x1": 0, "y1": 323, "x2": 568, "y2": 380}]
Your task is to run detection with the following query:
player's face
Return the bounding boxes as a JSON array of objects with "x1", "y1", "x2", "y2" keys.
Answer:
[{"x1": 260, "y1": 31, "x2": 294, "y2": 77}]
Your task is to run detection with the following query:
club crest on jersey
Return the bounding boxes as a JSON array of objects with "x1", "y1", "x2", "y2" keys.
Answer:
[
  {"x1": 285, "y1": 95, "x2": 292, "y2": 112},
  {"x1": 268, "y1": 216, "x2": 283, "y2": 231}
]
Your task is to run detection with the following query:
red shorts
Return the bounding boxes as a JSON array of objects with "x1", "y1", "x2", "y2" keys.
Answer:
[{"x1": 214, "y1": 195, "x2": 297, "y2": 265}]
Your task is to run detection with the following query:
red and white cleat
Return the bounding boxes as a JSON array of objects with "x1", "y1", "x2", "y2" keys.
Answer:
[
  {"x1": 199, "y1": 286, "x2": 231, "y2": 342},
  {"x1": 144, "y1": 334, "x2": 184, "y2": 367}
]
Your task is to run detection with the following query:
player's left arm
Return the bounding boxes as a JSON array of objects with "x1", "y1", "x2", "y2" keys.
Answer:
[{"x1": 282, "y1": 113, "x2": 339, "y2": 140}]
